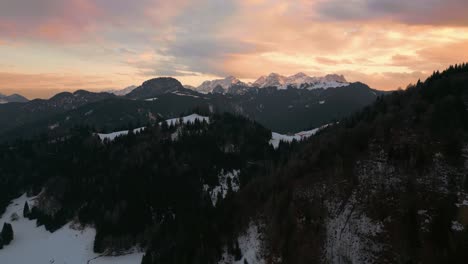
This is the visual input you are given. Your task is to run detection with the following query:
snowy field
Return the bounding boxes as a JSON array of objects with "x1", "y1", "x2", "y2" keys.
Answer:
[
  {"x1": 163, "y1": 113, "x2": 210, "y2": 126},
  {"x1": 97, "y1": 127, "x2": 145, "y2": 141},
  {"x1": 0, "y1": 194, "x2": 143, "y2": 264}
]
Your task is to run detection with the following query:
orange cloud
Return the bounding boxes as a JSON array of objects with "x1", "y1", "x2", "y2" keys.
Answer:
[{"x1": 0, "y1": 0, "x2": 468, "y2": 95}]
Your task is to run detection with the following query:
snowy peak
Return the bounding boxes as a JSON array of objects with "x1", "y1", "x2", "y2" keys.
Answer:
[
  {"x1": 197, "y1": 76, "x2": 245, "y2": 94},
  {"x1": 322, "y1": 74, "x2": 347, "y2": 83},
  {"x1": 253, "y1": 72, "x2": 348, "y2": 90},
  {"x1": 189, "y1": 72, "x2": 349, "y2": 94},
  {"x1": 253, "y1": 73, "x2": 287, "y2": 88},
  {"x1": 105, "y1": 85, "x2": 137, "y2": 96}
]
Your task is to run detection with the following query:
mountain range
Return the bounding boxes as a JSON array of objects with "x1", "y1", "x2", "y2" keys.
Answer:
[
  {"x1": 195, "y1": 72, "x2": 349, "y2": 94},
  {"x1": 98, "y1": 72, "x2": 350, "y2": 96},
  {"x1": 0, "y1": 75, "x2": 383, "y2": 141}
]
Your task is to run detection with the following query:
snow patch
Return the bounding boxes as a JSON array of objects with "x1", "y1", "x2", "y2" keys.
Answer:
[
  {"x1": 171, "y1": 91, "x2": 201, "y2": 98},
  {"x1": 96, "y1": 114, "x2": 210, "y2": 142},
  {"x1": 218, "y1": 223, "x2": 265, "y2": 264},
  {"x1": 452, "y1": 221, "x2": 465, "y2": 232},
  {"x1": 270, "y1": 124, "x2": 330, "y2": 149},
  {"x1": 97, "y1": 127, "x2": 145, "y2": 141},
  {"x1": 48, "y1": 123, "x2": 59, "y2": 130},
  {"x1": 0, "y1": 194, "x2": 143, "y2": 264},
  {"x1": 204, "y1": 170, "x2": 240, "y2": 206},
  {"x1": 164, "y1": 114, "x2": 210, "y2": 127},
  {"x1": 325, "y1": 193, "x2": 384, "y2": 264}
]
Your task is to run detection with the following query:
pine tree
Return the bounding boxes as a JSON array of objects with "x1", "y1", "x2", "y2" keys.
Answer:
[
  {"x1": 1, "y1": 223, "x2": 13, "y2": 245},
  {"x1": 23, "y1": 201, "x2": 30, "y2": 218},
  {"x1": 234, "y1": 240, "x2": 242, "y2": 261},
  {"x1": 141, "y1": 252, "x2": 152, "y2": 264}
]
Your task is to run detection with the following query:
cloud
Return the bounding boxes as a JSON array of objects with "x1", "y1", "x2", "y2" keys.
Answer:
[
  {"x1": 316, "y1": 0, "x2": 468, "y2": 26},
  {"x1": 1, "y1": 0, "x2": 468, "y2": 96}
]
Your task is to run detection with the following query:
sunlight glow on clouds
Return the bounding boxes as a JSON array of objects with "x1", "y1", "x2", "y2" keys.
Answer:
[{"x1": 0, "y1": 0, "x2": 467, "y2": 98}]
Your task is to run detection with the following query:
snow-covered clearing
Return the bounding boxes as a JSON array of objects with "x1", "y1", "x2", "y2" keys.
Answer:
[
  {"x1": 97, "y1": 127, "x2": 145, "y2": 141},
  {"x1": 163, "y1": 113, "x2": 210, "y2": 126},
  {"x1": 96, "y1": 114, "x2": 210, "y2": 142},
  {"x1": 270, "y1": 124, "x2": 330, "y2": 149},
  {"x1": 0, "y1": 194, "x2": 143, "y2": 264}
]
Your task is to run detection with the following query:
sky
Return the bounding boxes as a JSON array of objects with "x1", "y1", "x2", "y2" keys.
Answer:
[{"x1": 0, "y1": 0, "x2": 468, "y2": 99}]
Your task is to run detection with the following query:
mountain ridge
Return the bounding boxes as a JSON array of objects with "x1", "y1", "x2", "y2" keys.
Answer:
[{"x1": 194, "y1": 72, "x2": 350, "y2": 93}]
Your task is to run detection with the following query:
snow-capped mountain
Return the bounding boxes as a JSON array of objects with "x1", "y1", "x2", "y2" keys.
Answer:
[
  {"x1": 253, "y1": 73, "x2": 348, "y2": 89},
  {"x1": 105, "y1": 85, "x2": 137, "y2": 96},
  {"x1": 196, "y1": 76, "x2": 245, "y2": 94},
  {"x1": 192, "y1": 73, "x2": 349, "y2": 94}
]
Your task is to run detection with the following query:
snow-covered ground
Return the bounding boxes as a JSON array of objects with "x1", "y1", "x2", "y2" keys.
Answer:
[
  {"x1": 270, "y1": 124, "x2": 330, "y2": 149},
  {"x1": 218, "y1": 222, "x2": 265, "y2": 264},
  {"x1": 0, "y1": 194, "x2": 143, "y2": 264},
  {"x1": 204, "y1": 170, "x2": 240, "y2": 206},
  {"x1": 96, "y1": 114, "x2": 210, "y2": 142},
  {"x1": 163, "y1": 113, "x2": 210, "y2": 126},
  {"x1": 97, "y1": 127, "x2": 145, "y2": 141}
]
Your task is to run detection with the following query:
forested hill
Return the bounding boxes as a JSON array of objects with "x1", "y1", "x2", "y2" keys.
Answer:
[
  {"x1": 230, "y1": 63, "x2": 468, "y2": 263},
  {"x1": 0, "y1": 112, "x2": 292, "y2": 262}
]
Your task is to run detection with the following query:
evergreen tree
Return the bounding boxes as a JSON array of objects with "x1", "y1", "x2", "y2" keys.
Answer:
[
  {"x1": 141, "y1": 252, "x2": 152, "y2": 264},
  {"x1": 1, "y1": 223, "x2": 13, "y2": 245},
  {"x1": 234, "y1": 240, "x2": 242, "y2": 261},
  {"x1": 23, "y1": 201, "x2": 30, "y2": 218},
  {"x1": 0, "y1": 236, "x2": 3, "y2": 249}
]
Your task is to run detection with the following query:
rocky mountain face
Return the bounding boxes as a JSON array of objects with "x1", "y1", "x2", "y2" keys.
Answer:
[
  {"x1": 196, "y1": 76, "x2": 245, "y2": 94},
  {"x1": 253, "y1": 72, "x2": 348, "y2": 89},
  {"x1": 195, "y1": 73, "x2": 349, "y2": 94},
  {"x1": 105, "y1": 85, "x2": 137, "y2": 96}
]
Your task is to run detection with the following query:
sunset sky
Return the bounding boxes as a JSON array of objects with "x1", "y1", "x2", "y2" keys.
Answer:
[{"x1": 1, "y1": 0, "x2": 468, "y2": 98}]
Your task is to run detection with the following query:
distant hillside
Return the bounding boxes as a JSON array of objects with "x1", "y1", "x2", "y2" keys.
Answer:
[
  {"x1": 0, "y1": 77, "x2": 383, "y2": 141},
  {"x1": 0, "y1": 93, "x2": 29, "y2": 104}
]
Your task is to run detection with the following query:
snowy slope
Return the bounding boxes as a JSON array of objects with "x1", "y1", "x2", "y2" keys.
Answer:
[
  {"x1": 253, "y1": 72, "x2": 348, "y2": 90},
  {"x1": 96, "y1": 114, "x2": 210, "y2": 142},
  {"x1": 163, "y1": 113, "x2": 210, "y2": 126},
  {"x1": 0, "y1": 194, "x2": 143, "y2": 264},
  {"x1": 218, "y1": 222, "x2": 265, "y2": 264},
  {"x1": 97, "y1": 127, "x2": 145, "y2": 141},
  {"x1": 196, "y1": 76, "x2": 244, "y2": 94},
  {"x1": 105, "y1": 85, "x2": 137, "y2": 96},
  {"x1": 270, "y1": 124, "x2": 330, "y2": 149}
]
